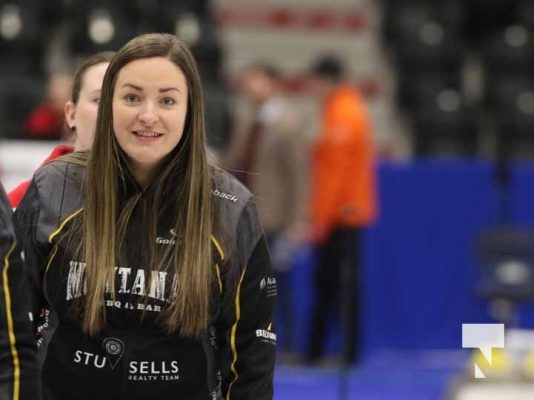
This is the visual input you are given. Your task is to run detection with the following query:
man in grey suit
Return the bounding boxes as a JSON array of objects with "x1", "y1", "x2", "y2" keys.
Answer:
[{"x1": 223, "y1": 64, "x2": 309, "y2": 360}]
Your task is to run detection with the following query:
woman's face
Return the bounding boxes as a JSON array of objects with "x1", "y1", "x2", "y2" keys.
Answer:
[
  {"x1": 112, "y1": 57, "x2": 189, "y2": 185},
  {"x1": 64, "y1": 62, "x2": 109, "y2": 151}
]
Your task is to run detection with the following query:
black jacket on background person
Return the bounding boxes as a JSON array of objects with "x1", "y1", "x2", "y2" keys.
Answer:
[
  {"x1": 0, "y1": 182, "x2": 39, "y2": 400},
  {"x1": 13, "y1": 160, "x2": 276, "y2": 400}
]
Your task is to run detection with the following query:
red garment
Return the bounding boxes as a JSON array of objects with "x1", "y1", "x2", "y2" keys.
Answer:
[
  {"x1": 24, "y1": 104, "x2": 65, "y2": 140},
  {"x1": 310, "y1": 85, "x2": 378, "y2": 243},
  {"x1": 8, "y1": 145, "x2": 74, "y2": 208}
]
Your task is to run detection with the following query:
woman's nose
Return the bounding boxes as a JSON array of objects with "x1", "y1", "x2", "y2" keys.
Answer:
[{"x1": 138, "y1": 102, "x2": 159, "y2": 126}]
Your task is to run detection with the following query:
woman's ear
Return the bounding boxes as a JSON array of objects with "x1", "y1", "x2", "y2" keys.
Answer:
[{"x1": 64, "y1": 101, "x2": 76, "y2": 131}]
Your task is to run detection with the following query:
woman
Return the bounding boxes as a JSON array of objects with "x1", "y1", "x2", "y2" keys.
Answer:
[
  {"x1": 0, "y1": 182, "x2": 38, "y2": 400},
  {"x1": 14, "y1": 33, "x2": 275, "y2": 400},
  {"x1": 8, "y1": 51, "x2": 114, "y2": 208},
  {"x1": 64, "y1": 51, "x2": 115, "y2": 151}
]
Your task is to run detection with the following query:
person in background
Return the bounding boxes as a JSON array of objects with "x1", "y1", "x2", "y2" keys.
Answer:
[
  {"x1": 14, "y1": 33, "x2": 275, "y2": 399},
  {"x1": 0, "y1": 182, "x2": 38, "y2": 400},
  {"x1": 24, "y1": 71, "x2": 72, "y2": 141},
  {"x1": 64, "y1": 52, "x2": 115, "y2": 152},
  {"x1": 223, "y1": 63, "x2": 308, "y2": 359},
  {"x1": 8, "y1": 52, "x2": 114, "y2": 208},
  {"x1": 306, "y1": 55, "x2": 378, "y2": 366}
]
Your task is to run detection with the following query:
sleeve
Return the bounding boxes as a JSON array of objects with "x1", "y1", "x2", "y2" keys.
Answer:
[
  {"x1": 310, "y1": 99, "x2": 369, "y2": 243},
  {"x1": 13, "y1": 181, "x2": 50, "y2": 338},
  {"x1": 279, "y1": 114, "x2": 309, "y2": 233},
  {"x1": 311, "y1": 133, "x2": 354, "y2": 241},
  {"x1": 0, "y1": 183, "x2": 40, "y2": 400},
  {"x1": 220, "y1": 101, "x2": 256, "y2": 170},
  {"x1": 220, "y1": 200, "x2": 276, "y2": 400}
]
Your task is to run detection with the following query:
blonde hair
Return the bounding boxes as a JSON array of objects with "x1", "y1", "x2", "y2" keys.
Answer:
[{"x1": 68, "y1": 33, "x2": 213, "y2": 337}]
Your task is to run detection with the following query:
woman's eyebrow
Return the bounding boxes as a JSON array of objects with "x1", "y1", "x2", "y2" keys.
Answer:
[
  {"x1": 159, "y1": 87, "x2": 181, "y2": 93},
  {"x1": 119, "y1": 84, "x2": 180, "y2": 93},
  {"x1": 121, "y1": 83, "x2": 143, "y2": 91}
]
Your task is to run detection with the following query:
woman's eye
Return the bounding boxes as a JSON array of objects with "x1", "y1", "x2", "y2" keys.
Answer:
[
  {"x1": 91, "y1": 97, "x2": 100, "y2": 104},
  {"x1": 161, "y1": 97, "x2": 176, "y2": 106},
  {"x1": 124, "y1": 94, "x2": 139, "y2": 103}
]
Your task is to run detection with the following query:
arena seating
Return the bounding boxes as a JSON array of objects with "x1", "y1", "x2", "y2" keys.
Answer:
[
  {"x1": 0, "y1": 0, "x2": 229, "y2": 147},
  {"x1": 381, "y1": 0, "x2": 534, "y2": 159}
]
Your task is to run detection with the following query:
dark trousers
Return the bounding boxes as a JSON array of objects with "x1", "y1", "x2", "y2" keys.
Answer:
[
  {"x1": 266, "y1": 234, "x2": 295, "y2": 352},
  {"x1": 275, "y1": 268, "x2": 294, "y2": 352},
  {"x1": 307, "y1": 227, "x2": 361, "y2": 364}
]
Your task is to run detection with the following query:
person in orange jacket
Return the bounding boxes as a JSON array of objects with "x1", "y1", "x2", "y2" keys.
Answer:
[
  {"x1": 8, "y1": 51, "x2": 114, "y2": 208},
  {"x1": 306, "y1": 55, "x2": 378, "y2": 365}
]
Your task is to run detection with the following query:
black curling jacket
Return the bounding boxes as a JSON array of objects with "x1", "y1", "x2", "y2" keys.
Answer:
[
  {"x1": 13, "y1": 160, "x2": 276, "y2": 400},
  {"x1": 0, "y1": 182, "x2": 39, "y2": 400}
]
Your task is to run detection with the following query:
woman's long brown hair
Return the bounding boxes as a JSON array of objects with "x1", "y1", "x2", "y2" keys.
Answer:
[{"x1": 68, "y1": 33, "x2": 213, "y2": 337}]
